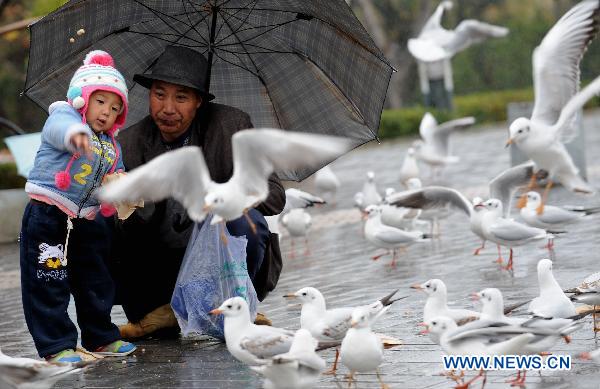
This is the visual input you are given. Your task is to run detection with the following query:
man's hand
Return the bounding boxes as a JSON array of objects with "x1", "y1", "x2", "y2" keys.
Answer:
[{"x1": 70, "y1": 133, "x2": 92, "y2": 158}]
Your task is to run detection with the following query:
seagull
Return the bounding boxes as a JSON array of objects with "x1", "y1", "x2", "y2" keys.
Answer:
[
  {"x1": 479, "y1": 199, "x2": 552, "y2": 271},
  {"x1": 282, "y1": 188, "x2": 325, "y2": 214},
  {"x1": 364, "y1": 205, "x2": 429, "y2": 267},
  {"x1": 411, "y1": 279, "x2": 479, "y2": 344},
  {"x1": 379, "y1": 189, "x2": 411, "y2": 230},
  {"x1": 399, "y1": 147, "x2": 420, "y2": 187},
  {"x1": 520, "y1": 191, "x2": 600, "y2": 230},
  {"x1": 250, "y1": 329, "x2": 326, "y2": 389},
  {"x1": 354, "y1": 171, "x2": 382, "y2": 212},
  {"x1": 314, "y1": 165, "x2": 340, "y2": 205},
  {"x1": 412, "y1": 112, "x2": 475, "y2": 178},
  {"x1": 408, "y1": 1, "x2": 509, "y2": 63},
  {"x1": 281, "y1": 209, "x2": 312, "y2": 258},
  {"x1": 340, "y1": 307, "x2": 389, "y2": 389},
  {"x1": 0, "y1": 349, "x2": 88, "y2": 389},
  {"x1": 283, "y1": 287, "x2": 402, "y2": 375},
  {"x1": 209, "y1": 297, "x2": 294, "y2": 365},
  {"x1": 506, "y1": 0, "x2": 600, "y2": 212},
  {"x1": 528, "y1": 259, "x2": 577, "y2": 319},
  {"x1": 566, "y1": 272, "x2": 600, "y2": 333},
  {"x1": 99, "y1": 129, "x2": 350, "y2": 236}
]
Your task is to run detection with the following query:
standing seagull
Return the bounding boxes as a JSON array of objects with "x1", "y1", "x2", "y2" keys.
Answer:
[
  {"x1": 520, "y1": 191, "x2": 600, "y2": 230},
  {"x1": 280, "y1": 188, "x2": 324, "y2": 258},
  {"x1": 250, "y1": 329, "x2": 326, "y2": 389},
  {"x1": 412, "y1": 113, "x2": 475, "y2": 178},
  {"x1": 340, "y1": 307, "x2": 389, "y2": 389},
  {"x1": 507, "y1": 0, "x2": 600, "y2": 212},
  {"x1": 314, "y1": 165, "x2": 340, "y2": 205},
  {"x1": 566, "y1": 272, "x2": 600, "y2": 333},
  {"x1": 0, "y1": 349, "x2": 88, "y2": 389},
  {"x1": 355, "y1": 171, "x2": 382, "y2": 211},
  {"x1": 99, "y1": 129, "x2": 350, "y2": 236},
  {"x1": 399, "y1": 147, "x2": 420, "y2": 187},
  {"x1": 408, "y1": 1, "x2": 509, "y2": 63},
  {"x1": 528, "y1": 259, "x2": 577, "y2": 319}
]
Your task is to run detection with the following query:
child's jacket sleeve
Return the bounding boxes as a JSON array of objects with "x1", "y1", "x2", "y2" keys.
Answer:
[{"x1": 43, "y1": 101, "x2": 93, "y2": 154}]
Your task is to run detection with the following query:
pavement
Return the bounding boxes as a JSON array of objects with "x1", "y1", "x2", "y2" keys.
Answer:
[{"x1": 1, "y1": 110, "x2": 600, "y2": 388}]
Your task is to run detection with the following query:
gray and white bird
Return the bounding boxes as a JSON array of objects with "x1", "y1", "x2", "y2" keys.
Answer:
[
  {"x1": 364, "y1": 205, "x2": 428, "y2": 266},
  {"x1": 506, "y1": 0, "x2": 600, "y2": 210},
  {"x1": 313, "y1": 165, "x2": 340, "y2": 205},
  {"x1": 412, "y1": 112, "x2": 475, "y2": 177},
  {"x1": 528, "y1": 259, "x2": 577, "y2": 319},
  {"x1": 99, "y1": 129, "x2": 350, "y2": 230},
  {"x1": 281, "y1": 209, "x2": 312, "y2": 258},
  {"x1": 354, "y1": 171, "x2": 382, "y2": 212},
  {"x1": 399, "y1": 147, "x2": 420, "y2": 187},
  {"x1": 520, "y1": 191, "x2": 600, "y2": 230},
  {"x1": 340, "y1": 307, "x2": 389, "y2": 389},
  {"x1": 0, "y1": 349, "x2": 87, "y2": 389},
  {"x1": 250, "y1": 329, "x2": 326, "y2": 389},
  {"x1": 566, "y1": 272, "x2": 600, "y2": 333},
  {"x1": 209, "y1": 297, "x2": 294, "y2": 365},
  {"x1": 408, "y1": 1, "x2": 509, "y2": 63},
  {"x1": 283, "y1": 287, "x2": 401, "y2": 375}
]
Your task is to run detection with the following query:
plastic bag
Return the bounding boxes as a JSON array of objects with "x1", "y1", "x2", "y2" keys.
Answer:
[{"x1": 171, "y1": 215, "x2": 258, "y2": 340}]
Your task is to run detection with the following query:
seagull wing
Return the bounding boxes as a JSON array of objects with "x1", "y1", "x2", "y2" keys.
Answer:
[
  {"x1": 283, "y1": 188, "x2": 325, "y2": 213},
  {"x1": 489, "y1": 162, "x2": 537, "y2": 217},
  {"x1": 316, "y1": 308, "x2": 354, "y2": 341},
  {"x1": 388, "y1": 186, "x2": 472, "y2": 217},
  {"x1": 553, "y1": 75, "x2": 600, "y2": 142},
  {"x1": 531, "y1": 0, "x2": 599, "y2": 132},
  {"x1": 537, "y1": 206, "x2": 579, "y2": 224},
  {"x1": 578, "y1": 272, "x2": 600, "y2": 293},
  {"x1": 444, "y1": 20, "x2": 508, "y2": 54},
  {"x1": 98, "y1": 146, "x2": 211, "y2": 222},
  {"x1": 489, "y1": 219, "x2": 546, "y2": 242},
  {"x1": 230, "y1": 129, "x2": 351, "y2": 208},
  {"x1": 240, "y1": 326, "x2": 294, "y2": 359},
  {"x1": 431, "y1": 116, "x2": 475, "y2": 156},
  {"x1": 374, "y1": 228, "x2": 417, "y2": 245}
]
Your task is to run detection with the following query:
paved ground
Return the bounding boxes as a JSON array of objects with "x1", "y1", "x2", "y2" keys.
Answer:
[{"x1": 1, "y1": 110, "x2": 600, "y2": 388}]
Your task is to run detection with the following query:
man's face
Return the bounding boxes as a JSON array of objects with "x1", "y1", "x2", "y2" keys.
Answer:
[{"x1": 149, "y1": 80, "x2": 202, "y2": 141}]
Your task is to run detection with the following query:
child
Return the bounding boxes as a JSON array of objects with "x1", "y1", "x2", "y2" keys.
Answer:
[{"x1": 20, "y1": 50, "x2": 135, "y2": 363}]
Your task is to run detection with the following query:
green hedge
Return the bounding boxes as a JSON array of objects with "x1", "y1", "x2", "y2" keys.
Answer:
[
  {"x1": 0, "y1": 163, "x2": 26, "y2": 189},
  {"x1": 379, "y1": 87, "x2": 599, "y2": 139}
]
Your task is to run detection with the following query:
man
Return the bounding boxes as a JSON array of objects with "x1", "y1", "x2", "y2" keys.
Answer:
[{"x1": 111, "y1": 45, "x2": 285, "y2": 338}]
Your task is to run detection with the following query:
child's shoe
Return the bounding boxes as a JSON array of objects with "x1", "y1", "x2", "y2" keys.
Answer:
[
  {"x1": 94, "y1": 340, "x2": 136, "y2": 356},
  {"x1": 46, "y1": 349, "x2": 83, "y2": 363}
]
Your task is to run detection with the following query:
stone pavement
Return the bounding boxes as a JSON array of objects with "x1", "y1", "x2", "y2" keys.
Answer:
[{"x1": 1, "y1": 110, "x2": 600, "y2": 388}]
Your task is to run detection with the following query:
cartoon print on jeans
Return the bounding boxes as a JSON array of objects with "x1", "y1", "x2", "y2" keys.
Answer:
[{"x1": 38, "y1": 243, "x2": 67, "y2": 270}]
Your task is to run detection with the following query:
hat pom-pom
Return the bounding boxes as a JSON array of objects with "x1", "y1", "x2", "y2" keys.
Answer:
[
  {"x1": 84, "y1": 50, "x2": 115, "y2": 67},
  {"x1": 100, "y1": 203, "x2": 116, "y2": 217},
  {"x1": 55, "y1": 171, "x2": 71, "y2": 190},
  {"x1": 71, "y1": 96, "x2": 85, "y2": 109}
]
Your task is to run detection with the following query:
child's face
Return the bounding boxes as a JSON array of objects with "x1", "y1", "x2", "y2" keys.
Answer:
[{"x1": 85, "y1": 90, "x2": 123, "y2": 133}]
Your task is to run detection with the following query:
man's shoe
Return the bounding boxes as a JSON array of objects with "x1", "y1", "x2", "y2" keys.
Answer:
[
  {"x1": 119, "y1": 304, "x2": 179, "y2": 340},
  {"x1": 94, "y1": 340, "x2": 136, "y2": 356},
  {"x1": 254, "y1": 312, "x2": 272, "y2": 326},
  {"x1": 46, "y1": 349, "x2": 83, "y2": 363}
]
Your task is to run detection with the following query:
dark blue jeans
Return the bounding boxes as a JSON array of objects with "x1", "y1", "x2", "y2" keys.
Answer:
[
  {"x1": 20, "y1": 201, "x2": 120, "y2": 357},
  {"x1": 115, "y1": 209, "x2": 269, "y2": 323}
]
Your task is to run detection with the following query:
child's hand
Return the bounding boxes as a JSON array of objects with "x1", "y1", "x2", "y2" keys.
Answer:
[{"x1": 70, "y1": 133, "x2": 92, "y2": 158}]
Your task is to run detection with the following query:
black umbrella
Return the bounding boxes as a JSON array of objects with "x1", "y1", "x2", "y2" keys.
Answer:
[{"x1": 24, "y1": 0, "x2": 393, "y2": 180}]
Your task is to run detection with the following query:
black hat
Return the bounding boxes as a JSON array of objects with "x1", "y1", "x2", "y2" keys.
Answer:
[{"x1": 133, "y1": 45, "x2": 215, "y2": 101}]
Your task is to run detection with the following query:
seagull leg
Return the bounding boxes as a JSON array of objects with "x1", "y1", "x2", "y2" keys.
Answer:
[
  {"x1": 510, "y1": 370, "x2": 527, "y2": 387},
  {"x1": 323, "y1": 348, "x2": 340, "y2": 375},
  {"x1": 390, "y1": 250, "x2": 398, "y2": 268},
  {"x1": 537, "y1": 180, "x2": 554, "y2": 214},
  {"x1": 372, "y1": 250, "x2": 390, "y2": 260},
  {"x1": 502, "y1": 248, "x2": 514, "y2": 272},
  {"x1": 304, "y1": 237, "x2": 311, "y2": 256},
  {"x1": 346, "y1": 371, "x2": 354, "y2": 388},
  {"x1": 376, "y1": 369, "x2": 390, "y2": 389},
  {"x1": 243, "y1": 209, "x2": 258, "y2": 234},
  {"x1": 506, "y1": 370, "x2": 521, "y2": 384},
  {"x1": 494, "y1": 245, "x2": 504, "y2": 264},
  {"x1": 290, "y1": 239, "x2": 296, "y2": 259},
  {"x1": 517, "y1": 174, "x2": 538, "y2": 208},
  {"x1": 456, "y1": 369, "x2": 485, "y2": 389},
  {"x1": 473, "y1": 240, "x2": 486, "y2": 256},
  {"x1": 220, "y1": 222, "x2": 228, "y2": 245}
]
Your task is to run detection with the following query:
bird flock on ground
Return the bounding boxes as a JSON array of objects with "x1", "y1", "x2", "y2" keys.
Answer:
[{"x1": 3, "y1": 1, "x2": 600, "y2": 389}]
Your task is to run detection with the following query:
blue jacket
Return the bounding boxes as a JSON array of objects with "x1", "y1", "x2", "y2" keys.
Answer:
[{"x1": 26, "y1": 101, "x2": 124, "y2": 218}]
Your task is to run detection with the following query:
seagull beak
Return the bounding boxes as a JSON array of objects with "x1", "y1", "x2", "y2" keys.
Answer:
[
  {"x1": 208, "y1": 309, "x2": 223, "y2": 315},
  {"x1": 470, "y1": 292, "x2": 480, "y2": 301},
  {"x1": 203, "y1": 204, "x2": 212, "y2": 212},
  {"x1": 283, "y1": 293, "x2": 297, "y2": 299},
  {"x1": 418, "y1": 323, "x2": 429, "y2": 334},
  {"x1": 350, "y1": 320, "x2": 358, "y2": 328},
  {"x1": 410, "y1": 283, "x2": 424, "y2": 291},
  {"x1": 474, "y1": 203, "x2": 484, "y2": 209},
  {"x1": 505, "y1": 138, "x2": 513, "y2": 148}
]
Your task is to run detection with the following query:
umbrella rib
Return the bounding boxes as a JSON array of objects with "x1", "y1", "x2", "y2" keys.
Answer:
[
  {"x1": 216, "y1": 44, "x2": 294, "y2": 55},
  {"x1": 211, "y1": 49, "x2": 260, "y2": 79},
  {"x1": 214, "y1": 13, "x2": 299, "y2": 47},
  {"x1": 213, "y1": 0, "x2": 258, "y2": 44},
  {"x1": 131, "y1": 0, "x2": 191, "y2": 35},
  {"x1": 126, "y1": 30, "x2": 204, "y2": 48},
  {"x1": 181, "y1": 0, "x2": 209, "y2": 46},
  {"x1": 218, "y1": 9, "x2": 262, "y2": 76}
]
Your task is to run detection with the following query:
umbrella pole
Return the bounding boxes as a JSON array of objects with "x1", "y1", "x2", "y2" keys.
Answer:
[{"x1": 204, "y1": 4, "x2": 219, "y2": 94}]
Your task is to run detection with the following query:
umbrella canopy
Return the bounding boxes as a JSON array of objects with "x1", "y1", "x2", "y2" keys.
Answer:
[{"x1": 24, "y1": 0, "x2": 393, "y2": 181}]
